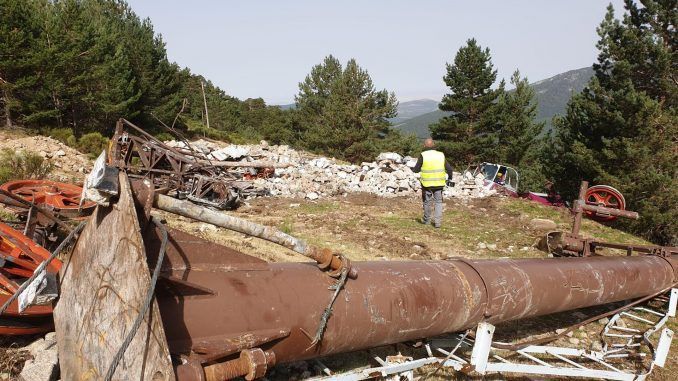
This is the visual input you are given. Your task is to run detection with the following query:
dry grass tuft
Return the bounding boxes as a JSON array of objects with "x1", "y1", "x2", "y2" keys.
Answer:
[{"x1": 0, "y1": 337, "x2": 32, "y2": 377}]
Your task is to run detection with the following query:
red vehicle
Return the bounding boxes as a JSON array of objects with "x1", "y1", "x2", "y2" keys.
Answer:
[
  {"x1": 465, "y1": 162, "x2": 563, "y2": 206},
  {"x1": 465, "y1": 163, "x2": 630, "y2": 219}
]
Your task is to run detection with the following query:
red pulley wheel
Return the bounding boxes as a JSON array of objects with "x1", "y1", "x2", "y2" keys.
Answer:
[
  {"x1": 0, "y1": 179, "x2": 95, "y2": 217},
  {"x1": 0, "y1": 222, "x2": 60, "y2": 334},
  {"x1": 584, "y1": 185, "x2": 626, "y2": 222}
]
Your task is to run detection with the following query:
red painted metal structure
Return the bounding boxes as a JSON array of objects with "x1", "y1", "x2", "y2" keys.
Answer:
[
  {"x1": 0, "y1": 179, "x2": 95, "y2": 218},
  {"x1": 0, "y1": 222, "x2": 60, "y2": 334},
  {"x1": 584, "y1": 184, "x2": 626, "y2": 222},
  {"x1": 138, "y1": 225, "x2": 678, "y2": 381}
]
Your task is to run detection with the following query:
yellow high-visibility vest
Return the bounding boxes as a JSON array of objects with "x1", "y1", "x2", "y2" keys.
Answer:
[{"x1": 420, "y1": 150, "x2": 447, "y2": 188}]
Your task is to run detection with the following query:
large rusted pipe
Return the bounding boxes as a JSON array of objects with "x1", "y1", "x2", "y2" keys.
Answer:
[{"x1": 144, "y1": 229, "x2": 677, "y2": 380}]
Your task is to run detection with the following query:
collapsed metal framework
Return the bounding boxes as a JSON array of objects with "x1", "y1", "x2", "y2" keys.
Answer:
[{"x1": 109, "y1": 118, "x2": 271, "y2": 209}]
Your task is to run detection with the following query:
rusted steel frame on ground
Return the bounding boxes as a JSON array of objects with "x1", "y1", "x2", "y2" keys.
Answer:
[
  {"x1": 111, "y1": 120, "x2": 194, "y2": 185},
  {"x1": 543, "y1": 181, "x2": 678, "y2": 257},
  {"x1": 111, "y1": 118, "x2": 243, "y2": 208},
  {"x1": 142, "y1": 224, "x2": 678, "y2": 380},
  {"x1": 591, "y1": 241, "x2": 678, "y2": 256}
]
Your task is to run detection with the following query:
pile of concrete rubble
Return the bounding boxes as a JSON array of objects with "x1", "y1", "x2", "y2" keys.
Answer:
[
  {"x1": 164, "y1": 140, "x2": 497, "y2": 200},
  {"x1": 0, "y1": 135, "x2": 91, "y2": 181}
]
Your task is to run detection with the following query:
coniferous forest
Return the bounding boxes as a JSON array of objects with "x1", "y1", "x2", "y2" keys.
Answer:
[
  {"x1": 0, "y1": 0, "x2": 418, "y2": 159},
  {"x1": 0, "y1": 0, "x2": 675, "y2": 245}
]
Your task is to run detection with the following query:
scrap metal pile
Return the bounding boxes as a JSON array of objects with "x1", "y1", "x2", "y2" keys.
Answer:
[
  {"x1": 0, "y1": 121, "x2": 676, "y2": 381},
  {"x1": 0, "y1": 180, "x2": 94, "y2": 336},
  {"x1": 108, "y1": 119, "x2": 285, "y2": 209}
]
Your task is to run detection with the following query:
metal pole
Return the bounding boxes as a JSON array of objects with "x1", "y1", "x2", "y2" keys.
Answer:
[
  {"x1": 572, "y1": 181, "x2": 588, "y2": 236},
  {"x1": 200, "y1": 81, "x2": 210, "y2": 129},
  {"x1": 152, "y1": 227, "x2": 677, "y2": 380}
]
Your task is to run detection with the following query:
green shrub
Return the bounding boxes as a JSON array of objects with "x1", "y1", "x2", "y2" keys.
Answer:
[
  {"x1": 76, "y1": 132, "x2": 109, "y2": 158},
  {"x1": 154, "y1": 132, "x2": 174, "y2": 142},
  {"x1": 0, "y1": 149, "x2": 53, "y2": 184},
  {"x1": 185, "y1": 120, "x2": 231, "y2": 141},
  {"x1": 47, "y1": 128, "x2": 76, "y2": 146}
]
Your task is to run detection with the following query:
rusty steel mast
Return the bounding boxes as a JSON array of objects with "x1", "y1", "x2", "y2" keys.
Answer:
[{"x1": 142, "y1": 227, "x2": 677, "y2": 381}]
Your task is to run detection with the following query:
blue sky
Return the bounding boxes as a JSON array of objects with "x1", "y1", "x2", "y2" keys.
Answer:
[{"x1": 126, "y1": 0, "x2": 626, "y2": 105}]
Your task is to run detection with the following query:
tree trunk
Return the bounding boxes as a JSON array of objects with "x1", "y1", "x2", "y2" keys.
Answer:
[
  {"x1": 154, "y1": 193, "x2": 308, "y2": 254},
  {"x1": 1, "y1": 88, "x2": 12, "y2": 128}
]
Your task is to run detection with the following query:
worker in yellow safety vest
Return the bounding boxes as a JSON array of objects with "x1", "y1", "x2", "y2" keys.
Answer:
[{"x1": 411, "y1": 138, "x2": 454, "y2": 228}]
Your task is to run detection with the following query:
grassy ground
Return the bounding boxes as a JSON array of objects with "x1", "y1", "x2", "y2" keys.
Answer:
[
  {"x1": 161, "y1": 192, "x2": 674, "y2": 380},
  {"x1": 164, "y1": 193, "x2": 651, "y2": 263}
]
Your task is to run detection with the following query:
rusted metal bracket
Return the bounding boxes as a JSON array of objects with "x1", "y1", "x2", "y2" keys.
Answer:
[
  {"x1": 541, "y1": 181, "x2": 677, "y2": 258},
  {"x1": 309, "y1": 248, "x2": 358, "y2": 279}
]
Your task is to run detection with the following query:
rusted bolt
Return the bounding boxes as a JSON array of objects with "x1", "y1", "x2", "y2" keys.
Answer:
[
  {"x1": 309, "y1": 248, "x2": 358, "y2": 279},
  {"x1": 242, "y1": 348, "x2": 274, "y2": 380},
  {"x1": 175, "y1": 359, "x2": 206, "y2": 381},
  {"x1": 203, "y1": 348, "x2": 276, "y2": 381}
]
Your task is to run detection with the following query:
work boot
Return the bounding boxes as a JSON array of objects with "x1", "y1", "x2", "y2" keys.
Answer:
[
  {"x1": 419, "y1": 218, "x2": 430, "y2": 225},
  {"x1": 433, "y1": 223, "x2": 441, "y2": 229}
]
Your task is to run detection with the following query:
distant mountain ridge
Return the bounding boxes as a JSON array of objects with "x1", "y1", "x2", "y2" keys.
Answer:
[
  {"x1": 393, "y1": 66, "x2": 595, "y2": 138},
  {"x1": 389, "y1": 99, "x2": 439, "y2": 123}
]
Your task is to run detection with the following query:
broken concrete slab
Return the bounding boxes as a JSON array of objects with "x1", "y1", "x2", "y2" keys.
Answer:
[
  {"x1": 163, "y1": 139, "x2": 500, "y2": 201},
  {"x1": 19, "y1": 332, "x2": 59, "y2": 381}
]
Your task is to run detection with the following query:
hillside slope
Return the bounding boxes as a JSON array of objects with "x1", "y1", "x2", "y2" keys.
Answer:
[
  {"x1": 394, "y1": 66, "x2": 594, "y2": 138},
  {"x1": 390, "y1": 99, "x2": 439, "y2": 124}
]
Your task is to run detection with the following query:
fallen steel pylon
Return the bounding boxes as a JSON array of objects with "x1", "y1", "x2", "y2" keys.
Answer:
[
  {"x1": 299, "y1": 289, "x2": 677, "y2": 381},
  {"x1": 49, "y1": 161, "x2": 678, "y2": 380}
]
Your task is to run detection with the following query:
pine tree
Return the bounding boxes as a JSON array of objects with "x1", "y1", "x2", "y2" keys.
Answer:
[
  {"x1": 486, "y1": 70, "x2": 546, "y2": 191},
  {"x1": 429, "y1": 39, "x2": 503, "y2": 166},
  {"x1": 548, "y1": 1, "x2": 677, "y2": 245},
  {"x1": 295, "y1": 55, "x2": 400, "y2": 162},
  {"x1": 490, "y1": 71, "x2": 544, "y2": 165},
  {"x1": 0, "y1": 0, "x2": 43, "y2": 128}
]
